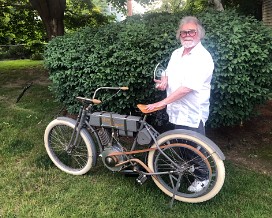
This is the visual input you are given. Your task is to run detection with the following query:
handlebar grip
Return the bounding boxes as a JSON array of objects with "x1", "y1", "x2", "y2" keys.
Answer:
[
  {"x1": 120, "y1": 87, "x2": 129, "y2": 90},
  {"x1": 92, "y1": 99, "x2": 102, "y2": 104}
]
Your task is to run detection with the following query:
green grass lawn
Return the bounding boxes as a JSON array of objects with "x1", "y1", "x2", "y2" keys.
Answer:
[
  {"x1": 0, "y1": 59, "x2": 43, "y2": 70},
  {"x1": 0, "y1": 60, "x2": 271, "y2": 217}
]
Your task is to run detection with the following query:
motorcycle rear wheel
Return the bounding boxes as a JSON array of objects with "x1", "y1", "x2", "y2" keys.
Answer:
[{"x1": 148, "y1": 132, "x2": 225, "y2": 203}]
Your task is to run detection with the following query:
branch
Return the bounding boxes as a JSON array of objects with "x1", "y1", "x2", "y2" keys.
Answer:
[{"x1": 16, "y1": 82, "x2": 33, "y2": 103}]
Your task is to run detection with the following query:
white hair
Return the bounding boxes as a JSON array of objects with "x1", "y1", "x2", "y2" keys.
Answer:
[{"x1": 176, "y1": 16, "x2": 206, "y2": 40}]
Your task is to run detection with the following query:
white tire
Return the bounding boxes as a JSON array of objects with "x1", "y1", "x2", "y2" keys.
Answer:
[
  {"x1": 148, "y1": 132, "x2": 225, "y2": 203},
  {"x1": 44, "y1": 117, "x2": 97, "y2": 175}
]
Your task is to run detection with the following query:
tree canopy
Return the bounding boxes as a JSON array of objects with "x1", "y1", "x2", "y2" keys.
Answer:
[
  {"x1": 0, "y1": 0, "x2": 262, "y2": 45},
  {"x1": 0, "y1": 0, "x2": 44, "y2": 45},
  {"x1": 0, "y1": 0, "x2": 265, "y2": 60},
  {"x1": 0, "y1": 0, "x2": 113, "y2": 45},
  {"x1": 0, "y1": 0, "x2": 114, "y2": 59},
  {"x1": 108, "y1": 0, "x2": 224, "y2": 12},
  {"x1": 28, "y1": 0, "x2": 112, "y2": 40}
]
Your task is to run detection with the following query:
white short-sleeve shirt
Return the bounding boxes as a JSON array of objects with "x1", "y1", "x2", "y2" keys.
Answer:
[{"x1": 166, "y1": 42, "x2": 214, "y2": 128}]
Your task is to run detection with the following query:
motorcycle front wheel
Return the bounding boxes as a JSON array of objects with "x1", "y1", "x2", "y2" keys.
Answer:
[{"x1": 44, "y1": 117, "x2": 97, "y2": 175}]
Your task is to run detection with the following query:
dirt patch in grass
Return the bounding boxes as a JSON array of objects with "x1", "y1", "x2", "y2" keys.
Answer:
[
  {"x1": 1, "y1": 68, "x2": 50, "y2": 88},
  {"x1": 207, "y1": 100, "x2": 272, "y2": 176}
]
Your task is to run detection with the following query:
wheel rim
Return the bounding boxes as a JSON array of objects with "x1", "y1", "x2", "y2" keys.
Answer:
[{"x1": 48, "y1": 124, "x2": 90, "y2": 172}]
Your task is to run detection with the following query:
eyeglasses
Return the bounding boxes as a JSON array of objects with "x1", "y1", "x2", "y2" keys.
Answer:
[{"x1": 180, "y1": 29, "x2": 197, "y2": 38}]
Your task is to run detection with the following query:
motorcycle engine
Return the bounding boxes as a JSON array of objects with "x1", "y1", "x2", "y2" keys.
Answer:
[{"x1": 101, "y1": 144, "x2": 127, "y2": 171}]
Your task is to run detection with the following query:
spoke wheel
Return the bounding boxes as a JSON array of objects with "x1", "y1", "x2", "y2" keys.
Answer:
[
  {"x1": 44, "y1": 118, "x2": 97, "y2": 175},
  {"x1": 148, "y1": 133, "x2": 225, "y2": 203}
]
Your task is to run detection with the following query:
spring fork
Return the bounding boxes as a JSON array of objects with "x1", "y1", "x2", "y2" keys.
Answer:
[{"x1": 67, "y1": 106, "x2": 85, "y2": 152}]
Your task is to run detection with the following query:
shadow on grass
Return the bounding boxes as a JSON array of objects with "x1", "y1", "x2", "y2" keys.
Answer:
[
  {"x1": 34, "y1": 153, "x2": 55, "y2": 170},
  {"x1": 2, "y1": 138, "x2": 34, "y2": 156}
]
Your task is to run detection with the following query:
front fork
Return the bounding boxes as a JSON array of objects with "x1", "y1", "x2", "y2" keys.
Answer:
[{"x1": 67, "y1": 106, "x2": 86, "y2": 153}]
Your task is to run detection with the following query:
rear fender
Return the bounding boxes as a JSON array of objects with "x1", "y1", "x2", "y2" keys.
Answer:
[{"x1": 157, "y1": 129, "x2": 225, "y2": 160}]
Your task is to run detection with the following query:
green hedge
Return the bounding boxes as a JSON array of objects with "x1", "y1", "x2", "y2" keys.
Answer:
[
  {"x1": 44, "y1": 10, "x2": 272, "y2": 128},
  {"x1": 201, "y1": 11, "x2": 272, "y2": 127}
]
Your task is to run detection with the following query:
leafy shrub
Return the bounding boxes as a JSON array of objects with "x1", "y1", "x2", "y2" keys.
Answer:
[
  {"x1": 4, "y1": 45, "x2": 31, "y2": 59},
  {"x1": 30, "y1": 53, "x2": 43, "y2": 60},
  {"x1": 0, "y1": 40, "x2": 45, "y2": 60},
  {"x1": 199, "y1": 10, "x2": 272, "y2": 127},
  {"x1": 44, "y1": 10, "x2": 272, "y2": 128},
  {"x1": 27, "y1": 40, "x2": 45, "y2": 60},
  {"x1": 0, "y1": 47, "x2": 8, "y2": 60}
]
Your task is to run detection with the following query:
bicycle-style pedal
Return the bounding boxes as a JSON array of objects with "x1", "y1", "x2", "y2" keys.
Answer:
[{"x1": 136, "y1": 173, "x2": 147, "y2": 185}]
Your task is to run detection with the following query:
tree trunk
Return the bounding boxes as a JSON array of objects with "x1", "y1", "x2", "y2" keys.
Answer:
[
  {"x1": 29, "y1": 0, "x2": 66, "y2": 40},
  {"x1": 127, "y1": 0, "x2": 133, "y2": 16},
  {"x1": 209, "y1": 0, "x2": 224, "y2": 11}
]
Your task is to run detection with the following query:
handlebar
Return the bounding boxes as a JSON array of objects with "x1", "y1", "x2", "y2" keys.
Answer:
[
  {"x1": 76, "y1": 97, "x2": 102, "y2": 105},
  {"x1": 76, "y1": 87, "x2": 128, "y2": 106},
  {"x1": 92, "y1": 86, "x2": 128, "y2": 99}
]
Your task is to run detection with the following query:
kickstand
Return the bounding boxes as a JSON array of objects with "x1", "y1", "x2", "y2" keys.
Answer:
[{"x1": 169, "y1": 174, "x2": 182, "y2": 208}]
